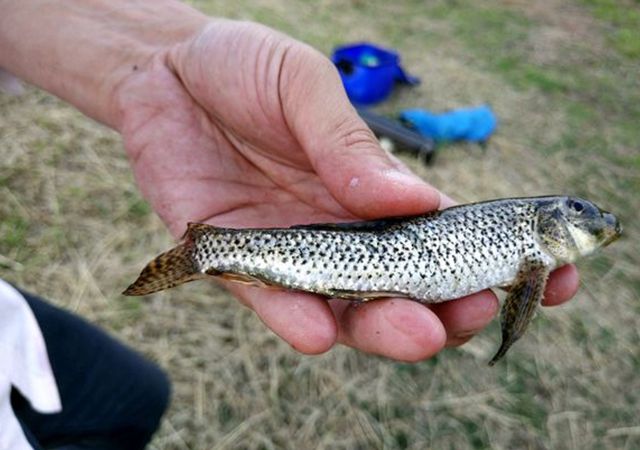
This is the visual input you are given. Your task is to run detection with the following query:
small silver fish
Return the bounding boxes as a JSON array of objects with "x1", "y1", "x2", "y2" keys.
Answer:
[{"x1": 124, "y1": 196, "x2": 621, "y2": 364}]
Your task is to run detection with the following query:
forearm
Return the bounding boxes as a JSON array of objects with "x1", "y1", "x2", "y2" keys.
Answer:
[{"x1": 0, "y1": 0, "x2": 207, "y2": 128}]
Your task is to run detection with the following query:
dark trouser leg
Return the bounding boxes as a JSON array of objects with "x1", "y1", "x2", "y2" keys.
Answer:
[{"x1": 11, "y1": 290, "x2": 171, "y2": 450}]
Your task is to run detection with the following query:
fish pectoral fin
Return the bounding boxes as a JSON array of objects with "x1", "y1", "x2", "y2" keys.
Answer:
[{"x1": 488, "y1": 259, "x2": 550, "y2": 366}]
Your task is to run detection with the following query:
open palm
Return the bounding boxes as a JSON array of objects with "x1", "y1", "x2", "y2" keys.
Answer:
[{"x1": 115, "y1": 20, "x2": 578, "y2": 361}]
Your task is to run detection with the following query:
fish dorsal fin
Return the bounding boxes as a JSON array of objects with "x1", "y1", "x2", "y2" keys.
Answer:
[
  {"x1": 488, "y1": 259, "x2": 550, "y2": 365},
  {"x1": 290, "y1": 216, "x2": 414, "y2": 233}
]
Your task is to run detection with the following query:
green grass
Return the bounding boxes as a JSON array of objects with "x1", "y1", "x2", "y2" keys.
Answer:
[
  {"x1": 1, "y1": 1, "x2": 639, "y2": 449},
  {"x1": 0, "y1": 215, "x2": 29, "y2": 249},
  {"x1": 582, "y1": 0, "x2": 640, "y2": 57},
  {"x1": 126, "y1": 195, "x2": 152, "y2": 219}
]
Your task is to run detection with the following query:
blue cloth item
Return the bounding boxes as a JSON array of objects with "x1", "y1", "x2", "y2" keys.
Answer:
[
  {"x1": 399, "y1": 105, "x2": 498, "y2": 142},
  {"x1": 332, "y1": 43, "x2": 419, "y2": 106}
]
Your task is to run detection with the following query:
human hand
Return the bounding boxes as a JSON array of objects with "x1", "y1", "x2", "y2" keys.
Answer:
[{"x1": 115, "y1": 20, "x2": 579, "y2": 361}]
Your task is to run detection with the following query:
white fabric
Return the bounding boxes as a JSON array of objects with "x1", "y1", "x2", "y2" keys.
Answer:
[{"x1": 0, "y1": 279, "x2": 61, "y2": 450}]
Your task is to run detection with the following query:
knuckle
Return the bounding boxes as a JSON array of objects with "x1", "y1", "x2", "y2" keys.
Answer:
[{"x1": 334, "y1": 117, "x2": 377, "y2": 151}]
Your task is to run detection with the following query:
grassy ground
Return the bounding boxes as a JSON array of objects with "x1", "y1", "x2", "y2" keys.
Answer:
[{"x1": 1, "y1": 0, "x2": 639, "y2": 449}]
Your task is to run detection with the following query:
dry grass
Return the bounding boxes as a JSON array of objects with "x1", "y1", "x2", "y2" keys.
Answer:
[{"x1": 1, "y1": 0, "x2": 639, "y2": 449}]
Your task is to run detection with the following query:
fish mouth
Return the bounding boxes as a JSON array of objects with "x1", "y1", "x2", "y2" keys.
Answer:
[{"x1": 602, "y1": 212, "x2": 622, "y2": 245}]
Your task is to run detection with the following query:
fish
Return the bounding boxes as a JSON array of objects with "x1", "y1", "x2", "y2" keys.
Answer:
[{"x1": 124, "y1": 196, "x2": 621, "y2": 364}]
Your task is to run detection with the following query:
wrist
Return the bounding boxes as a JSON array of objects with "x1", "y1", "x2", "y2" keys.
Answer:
[{"x1": 105, "y1": 7, "x2": 210, "y2": 130}]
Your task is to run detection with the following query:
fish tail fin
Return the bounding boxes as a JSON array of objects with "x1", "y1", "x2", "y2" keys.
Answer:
[{"x1": 123, "y1": 223, "x2": 212, "y2": 296}]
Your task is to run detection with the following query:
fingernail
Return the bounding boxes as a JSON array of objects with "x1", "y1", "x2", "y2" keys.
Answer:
[
  {"x1": 447, "y1": 335, "x2": 474, "y2": 347},
  {"x1": 452, "y1": 329, "x2": 479, "y2": 340},
  {"x1": 438, "y1": 192, "x2": 457, "y2": 209}
]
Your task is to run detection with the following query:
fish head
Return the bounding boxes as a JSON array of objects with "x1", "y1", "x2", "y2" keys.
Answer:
[{"x1": 536, "y1": 196, "x2": 622, "y2": 263}]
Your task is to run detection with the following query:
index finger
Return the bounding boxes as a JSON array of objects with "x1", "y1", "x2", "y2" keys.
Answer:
[
  {"x1": 542, "y1": 264, "x2": 580, "y2": 306},
  {"x1": 331, "y1": 298, "x2": 447, "y2": 362}
]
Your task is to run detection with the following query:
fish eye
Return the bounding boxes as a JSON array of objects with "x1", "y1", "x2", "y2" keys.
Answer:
[{"x1": 568, "y1": 199, "x2": 584, "y2": 212}]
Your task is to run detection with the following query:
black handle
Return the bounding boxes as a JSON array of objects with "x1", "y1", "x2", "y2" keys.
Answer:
[{"x1": 357, "y1": 108, "x2": 436, "y2": 165}]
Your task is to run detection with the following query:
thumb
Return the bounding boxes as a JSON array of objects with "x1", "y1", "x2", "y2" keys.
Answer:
[{"x1": 281, "y1": 46, "x2": 441, "y2": 219}]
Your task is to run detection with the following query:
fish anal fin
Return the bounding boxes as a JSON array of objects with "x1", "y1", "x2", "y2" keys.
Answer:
[
  {"x1": 328, "y1": 290, "x2": 409, "y2": 301},
  {"x1": 489, "y1": 259, "x2": 549, "y2": 366},
  {"x1": 209, "y1": 269, "x2": 276, "y2": 289}
]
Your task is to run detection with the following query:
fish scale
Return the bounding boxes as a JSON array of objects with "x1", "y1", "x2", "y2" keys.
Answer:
[
  {"x1": 124, "y1": 196, "x2": 621, "y2": 364},
  {"x1": 191, "y1": 199, "x2": 552, "y2": 302}
]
